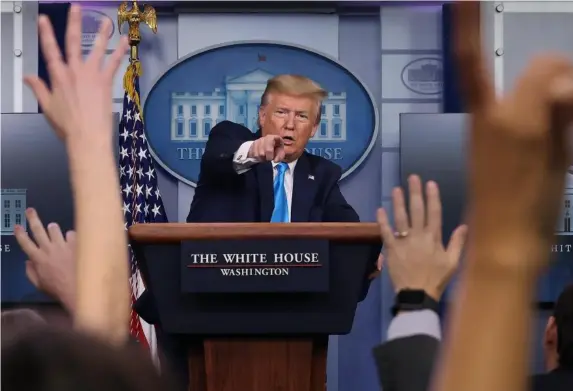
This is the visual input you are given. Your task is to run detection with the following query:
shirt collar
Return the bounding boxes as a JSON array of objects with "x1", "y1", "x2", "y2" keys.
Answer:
[{"x1": 272, "y1": 159, "x2": 298, "y2": 172}]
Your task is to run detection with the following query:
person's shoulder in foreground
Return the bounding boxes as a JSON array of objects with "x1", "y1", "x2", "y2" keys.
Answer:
[
  {"x1": 2, "y1": 327, "x2": 174, "y2": 391},
  {"x1": 531, "y1": 368, "x2": 573, "y2": 391}
]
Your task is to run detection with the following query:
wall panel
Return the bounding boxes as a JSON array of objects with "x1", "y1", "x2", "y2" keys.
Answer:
[{"x1": 379, "y1": 8, "x2": 443, "y2": 390}]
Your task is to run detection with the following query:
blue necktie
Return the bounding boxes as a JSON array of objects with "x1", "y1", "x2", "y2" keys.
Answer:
[{"x1": 271, "y1": 162, "x2": 289, "y2": 223}]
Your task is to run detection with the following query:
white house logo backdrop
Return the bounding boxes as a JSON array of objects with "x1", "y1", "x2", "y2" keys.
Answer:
[
  {"x1": 556, "y1": 169, "x2": 573, "y2": 236},
  {"x1": 144, "y1": 42, "x2": 378, "y2": 187},
  {"x1": 1, "y1": 188, "x2": 27, "y2": 236},
  {"x1": 81, "y1": 9, "x2": 114, "y2": 48},
  {"x1": 401, "y1": 58, "x2": 443, "y2": 96}
]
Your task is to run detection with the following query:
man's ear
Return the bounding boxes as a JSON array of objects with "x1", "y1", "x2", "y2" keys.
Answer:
[
  {"x1": 258, "y1": 105, "x2": 266, "y2": 126},
  {"x1": 310, "y1": 123, "x2": 319, "y2": 138},
  {"x1": 544, "y1": 316, "x2": 558, "y2": 348},
  {"x1": 311, "y1": 103, "x2": 322, "y2": 138}
]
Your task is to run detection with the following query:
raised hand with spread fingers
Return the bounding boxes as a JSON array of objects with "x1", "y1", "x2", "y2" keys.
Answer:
[
  {"x1": 14, "y1": 208, "x2": 76, "y2": 313},
  {"x1": 24, "y1": 4, "x2": 130, "y2": 345},
  {"x1": 453, "y1": 3, "x2": 573, "y2": 274},
  {"x1": 431, "y1": 4, "x2": 573, "y2": 391},
  {"x1": 24, "y1": 5, "x2": 128, "y2": 144},
  {"x1": 377, "y1": 175, "x2": 467, "y2": 301}
]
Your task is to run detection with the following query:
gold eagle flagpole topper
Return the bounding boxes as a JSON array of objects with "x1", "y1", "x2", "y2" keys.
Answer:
[
  {"x1": 118, "y1": 0, "x2": 157, "y2": 61},
  {"x1": 117, "y1": 1, "x2": 157, "y2": 112}
]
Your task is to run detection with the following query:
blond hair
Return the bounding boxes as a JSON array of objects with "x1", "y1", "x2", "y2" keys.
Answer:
[{"x1": 260, "y1": 75, "x2": 327, "y2": 124}]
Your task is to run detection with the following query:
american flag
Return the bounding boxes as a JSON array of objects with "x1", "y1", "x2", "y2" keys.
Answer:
[{"x1": 119, "y1": 60, "x2": 166, "y2": 356}]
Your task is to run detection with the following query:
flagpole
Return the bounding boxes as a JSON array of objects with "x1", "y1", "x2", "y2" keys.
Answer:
[
  {"x1": 117, "y1": 0, "x2": 159, "y2": 354},
  {"x1": 118, "y1": 1, "x2": 157, "y2": 111}
]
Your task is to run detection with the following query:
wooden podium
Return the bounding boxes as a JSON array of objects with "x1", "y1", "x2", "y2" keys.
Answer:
[{"x1": 129, "y1": 223, "x2": 381, "y2": 391}]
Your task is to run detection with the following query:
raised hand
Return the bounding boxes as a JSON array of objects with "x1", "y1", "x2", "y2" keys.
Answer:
[
  {"x1": 454, "y1": 2, "x2": 573, "y2": 274},
  {"x1": 248, "y1": 134, "x2": 286, "y2": 162},
  {"x1": 24, "y1": 4, "x2": 128, "y2": 144},
  {"x1": 377, "y1": 175, "x2": 467, "y2": 300},
  {"x1": 22, "y1": 4, "x2": 131, "y2": 345},
  {"x1": 14, "y1": 208, "x2": 76, "y2": 312}
]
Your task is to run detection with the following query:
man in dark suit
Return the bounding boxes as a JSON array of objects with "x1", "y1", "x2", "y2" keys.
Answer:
[
  {"x1": 154, "y1": 74, "x2": 380, "y2": 389},
  {"x1": 187, "y1": 74, "x2": 361, "y2": 225}
]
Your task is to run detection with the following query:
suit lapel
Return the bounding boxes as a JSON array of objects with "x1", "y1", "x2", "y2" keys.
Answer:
[
  {"x1": 291, "y1": 154, "x2": 317, "y2": 222},
  {"x1": 256, "y1": 162, "x2": 274, "y2": 222}
]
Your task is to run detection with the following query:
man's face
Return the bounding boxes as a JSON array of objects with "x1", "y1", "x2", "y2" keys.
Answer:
[{"x1": 259, "y1": 93, "x2": 319, "y2": 162}]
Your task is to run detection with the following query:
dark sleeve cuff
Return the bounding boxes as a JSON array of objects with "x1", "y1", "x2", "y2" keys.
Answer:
[{"x1": 373, "y1": 335, "x2": 440, "y2": 391}]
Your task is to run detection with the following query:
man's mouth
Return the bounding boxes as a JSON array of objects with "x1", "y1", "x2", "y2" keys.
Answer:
[{"x1": 282, "y1": 136, "x2": 295, "y2": 145}]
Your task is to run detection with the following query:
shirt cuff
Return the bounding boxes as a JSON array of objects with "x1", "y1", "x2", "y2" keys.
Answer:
[
  {"x1": 232, "y1": 141, "x2": 259, "y2": 174},
  {"x1": 386, "y1": 310, "x2": 442, "y2": 341}
]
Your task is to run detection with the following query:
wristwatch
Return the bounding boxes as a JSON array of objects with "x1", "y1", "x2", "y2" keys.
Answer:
[{"x1": 391, "y1": 289, "x2": 439, "y2": 316}]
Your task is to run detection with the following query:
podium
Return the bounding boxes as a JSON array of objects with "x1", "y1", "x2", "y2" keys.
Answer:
[{"x1": 129, "y1": 223, "x2": 381, "y2": 391}]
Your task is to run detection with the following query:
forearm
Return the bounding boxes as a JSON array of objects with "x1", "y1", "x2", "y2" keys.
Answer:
[
  {"x1": 232, "y1": 141, "x2": 259, "y2": 174},
  {"x1": 431, "y1": 253, "x2": 537, "y2": 391},
  {"x1": 202, "y1": 135, "x2": 252, "y2": 178},
  {"x1": 67, "y1": 141, "x2": 129, "y2": 345}
]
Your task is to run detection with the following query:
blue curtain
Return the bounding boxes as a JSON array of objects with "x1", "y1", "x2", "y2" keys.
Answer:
[
  {"x1": 37, "y1": 2, "x2": 70, "y2": 113},
  {"x1": 441, "y1": 3, "x2": 463, "y2": 113}
]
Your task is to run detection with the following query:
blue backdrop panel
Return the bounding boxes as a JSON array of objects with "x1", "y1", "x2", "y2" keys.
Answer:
[
  {"x1": 37, "y1": 2, "x2": 70, "y2": 113},
  {"x1": 441, "y1": 4, "x2": 463, "y2": 114},
  {"x1": 439, "y1": 4, "x2": 461, "y2": 321}
]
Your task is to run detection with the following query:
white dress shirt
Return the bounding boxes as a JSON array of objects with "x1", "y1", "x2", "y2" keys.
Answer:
[
  {"x1": 233, "y1": 141, "x2": 298, "y2": 221},
  {"x1": 386, "y1": 310, "x2": 442, "y2": 341}
]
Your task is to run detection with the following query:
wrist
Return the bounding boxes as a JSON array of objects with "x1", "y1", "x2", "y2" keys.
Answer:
[
  {"x1": 58, "y1": 290, "x2": 76, "y2": 314},
  {"x1": 425, "y1": 288, "x2": 442, "y2": 302},
  {"x1": 391, "y1": 289, "x2": 440, "y2": 317},
  {"x1": 246, "y1": 142, "x2": 256, "y2": 159},
  {"x1": 66, "y1": 139, "x2": 116, "y2": 175},
  {"x1": 394, "y1": 285, "x2": 442, "y2": 302},
  {"x1": 467, "y1": 240, "x2": 546, "y2": 284},
  {"x1": 66, "y1": 133, "x2": 113, "y2": 157}
]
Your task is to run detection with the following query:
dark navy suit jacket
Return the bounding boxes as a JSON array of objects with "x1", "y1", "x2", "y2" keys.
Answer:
[
  {"x1": 187, "y1": 120, "x2": 360, "y2": 224},
  {"x1": 134, "y1": 120, "x2": 377, "y2": 323}
]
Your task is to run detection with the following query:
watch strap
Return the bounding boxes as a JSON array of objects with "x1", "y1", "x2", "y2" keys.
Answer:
[{"x1": 391, "y1": 290, "x2": 439, "y2": 316}]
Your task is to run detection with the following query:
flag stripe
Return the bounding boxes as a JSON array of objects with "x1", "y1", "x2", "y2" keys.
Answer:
[{"x1": 119, "y1": 60, "x2": 167, "y2": 353}]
